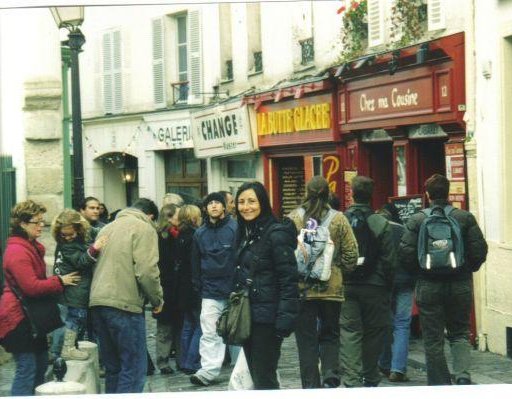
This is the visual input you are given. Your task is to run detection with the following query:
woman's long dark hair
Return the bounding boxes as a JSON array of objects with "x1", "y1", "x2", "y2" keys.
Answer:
[
  {"x1": 235, "y1": 181, "x2": 274, "y2": 228},
  {"x1": 301, "y1": 176, "x2": 331, "y2": 224}
]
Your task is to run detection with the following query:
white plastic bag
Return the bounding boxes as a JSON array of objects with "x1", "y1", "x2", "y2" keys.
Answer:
[{"x1": 228, "y1": 350, "x2": 254, "y2": 390}]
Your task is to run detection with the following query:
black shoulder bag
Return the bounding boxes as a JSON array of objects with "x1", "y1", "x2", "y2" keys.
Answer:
[{"x1": 6, "y1": 271, "x2": 63, "y2": 338}]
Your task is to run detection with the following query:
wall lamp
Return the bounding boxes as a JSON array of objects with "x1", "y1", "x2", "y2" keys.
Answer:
[
  {"x1": 353, "y1": 55, "x2": 375, "y2": 69},
  {"x1": 388, "y1": 50, "x2": 401, "y2": 75},
  {"x1": 334, "y1": 63, "x2": 350, "y2": 77},
  {"x1": 416, "y1": 43, "x2": 429, "y2": 64}
]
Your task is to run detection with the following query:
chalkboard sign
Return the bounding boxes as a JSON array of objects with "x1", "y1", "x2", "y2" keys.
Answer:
[{"x1": 389, "y1": 195, "x2": 424, "y2": 225}]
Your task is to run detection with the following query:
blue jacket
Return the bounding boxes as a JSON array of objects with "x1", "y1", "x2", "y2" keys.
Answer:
[{"x1": 191, "y1": 215, "x2": 237, "y2": 300}]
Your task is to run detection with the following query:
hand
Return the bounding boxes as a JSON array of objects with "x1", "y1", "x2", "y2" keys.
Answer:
[
  {"x1": 93, "y1": 234, "x2": 108, "y2": 251},
  {"x1": 60, "y1": 271, "x2": 81, "y2": 286},
  {"x1": 152, "y1": 301, "x2": 164, "y2": 315}
]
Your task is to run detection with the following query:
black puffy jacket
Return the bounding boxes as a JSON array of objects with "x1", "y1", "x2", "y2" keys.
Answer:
[
  {"x1": 399, "y1": 199, "x2": 488, "y2": 281},
  {"x1": 234, "y1": 216, "x2": 299, "y2": 335}
]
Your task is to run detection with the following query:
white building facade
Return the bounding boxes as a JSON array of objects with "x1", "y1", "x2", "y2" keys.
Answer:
[{"x1": 471, "y1": 0, "x2": 512, "y2": 356}]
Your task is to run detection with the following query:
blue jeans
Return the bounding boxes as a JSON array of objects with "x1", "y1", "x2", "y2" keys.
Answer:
[
  {"x1": 180, "y1": 311, "x2": 202, "y2": 371},
  {"x1": 91, "y1": 306, "x2": 147, "y2": 393},
  {"x1": 12, "y1": 350, "x2": 48, "y2": 396},
  {"x1": 379, "y1": 287, "x2": 414, "y2": 374},
  {"x1": 65, "y1": 306, "x2": 88, "y2": 339}
]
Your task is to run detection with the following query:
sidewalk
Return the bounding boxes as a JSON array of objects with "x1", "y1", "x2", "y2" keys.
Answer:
[{"x1": 2, "y1": 315, "x2": 512, "y2": 395}]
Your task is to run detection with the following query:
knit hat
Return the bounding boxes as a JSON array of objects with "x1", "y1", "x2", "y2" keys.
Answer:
[{"x1": 204, "y1": 192, "x2": 226, "y2": 209}]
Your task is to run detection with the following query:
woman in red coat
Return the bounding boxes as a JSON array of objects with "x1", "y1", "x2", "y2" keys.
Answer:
[{"x1": 0, "y1": 200, "x2": 80, "y2": 396}]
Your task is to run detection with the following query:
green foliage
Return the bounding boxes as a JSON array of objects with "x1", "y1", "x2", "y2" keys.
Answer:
[
  {"x1": 339, "y1": 0, "x2": 368, "y2": 62},
  {"x1": 390, "y1": 0, "x2": 428, "y2": 48}
]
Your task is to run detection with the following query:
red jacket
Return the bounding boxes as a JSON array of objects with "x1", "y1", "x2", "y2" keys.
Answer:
[{"x1": 0, "y1": 236, "x2": 63, "y2": 339}]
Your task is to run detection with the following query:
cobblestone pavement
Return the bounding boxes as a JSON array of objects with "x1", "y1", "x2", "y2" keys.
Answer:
[{"x1": 2, "y1": 312, "x2": 512, "y2": 395}]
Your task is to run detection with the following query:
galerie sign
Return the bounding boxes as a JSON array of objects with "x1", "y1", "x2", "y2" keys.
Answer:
[
  {"x1": 191, "y1": 103, "x2": 253, "y2": 158},
  {"x1": 143, "y1": 117, "x2": 193, "y2": 150}
]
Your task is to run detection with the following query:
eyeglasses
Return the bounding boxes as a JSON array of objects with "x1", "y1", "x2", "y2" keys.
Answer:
[{"x1": 27, "y1": 220, "x2": 44, "y2": 226}]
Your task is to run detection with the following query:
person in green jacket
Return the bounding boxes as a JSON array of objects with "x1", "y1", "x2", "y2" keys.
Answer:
[{"x1": 51, "y1": 209, "x2": 107, "y2": 361}]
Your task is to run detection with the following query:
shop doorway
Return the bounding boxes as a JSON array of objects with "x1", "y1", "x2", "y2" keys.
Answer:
[
  {"x1": 366, "y1": 142, "x2": 393, "y2": 210},
  {"x1": 415, "y1": 140, "x2": 446, "y2": 191},
  {"x1": 276, "y1": 157, "x2": 305, "y2": 217}
]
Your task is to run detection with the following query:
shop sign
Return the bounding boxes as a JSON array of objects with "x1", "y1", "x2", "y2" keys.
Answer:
[
  {"x1": 445, "y1": 142, "x2": 467, "y2": 209},
  {"x1": 191, "y1": 103, "x2": 253, "y2": 158},
  {"x1": 257, "y1": 94, "x2": 332, "y2": 136},
  {"x1": 143, "y1": 118, "x2": 193, "y2": 150},
  {"x1": 389, "y1": 195, "x2": 424, "y2": 225},
  {"x1": 323, "y1": 155, "x2": 341, "y2": 193},
  {"x1": 347, "y1": 76, "x2": 435, "y2": 123}
]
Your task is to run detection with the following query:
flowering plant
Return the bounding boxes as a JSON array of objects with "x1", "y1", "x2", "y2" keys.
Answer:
[
  {"x1": 390, "y1": 0, "x2": 427, "y2": 47},
  {"x1": 337, "y1": 0, "x2": 368, "y2": 61}
]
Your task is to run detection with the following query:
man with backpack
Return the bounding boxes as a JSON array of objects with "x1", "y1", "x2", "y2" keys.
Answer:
[
  {"x1": 399, "y1": 174, "x2": 488, "y2": 385},
  {"x1": 288, "y1": 176, "x2": 358, "y2": 389},
  {"x1": 339, "y1": 176, "x2": 396, "y2": 387}
]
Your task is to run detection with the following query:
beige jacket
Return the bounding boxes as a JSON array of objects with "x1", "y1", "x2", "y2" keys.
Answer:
[
  {"x1": 288, "y1": 208, "x2": 358, "y2": 301},
  {"x1": 89, "y1": 208, "x2": 163, "y2": 313}
]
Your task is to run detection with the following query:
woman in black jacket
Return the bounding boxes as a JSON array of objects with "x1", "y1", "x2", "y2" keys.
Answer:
[{"x1": 234, "y1": 181, "x2": 299, "y2": 389}]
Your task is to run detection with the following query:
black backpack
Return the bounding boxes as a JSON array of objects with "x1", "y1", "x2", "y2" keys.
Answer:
[
  {"x1": 417, "y1": 205, "x2": 464, "y2": 275},
  {"x1": 344, "y1": 208, "x2": 379, "y2": 279}
]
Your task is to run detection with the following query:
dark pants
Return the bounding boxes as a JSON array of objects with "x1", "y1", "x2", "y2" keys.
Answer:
[
  {"x1": 12, "y1": 350, "x2": 48, "y2": 396},
  {"x1": 91, "y1": 306, "x2": 147, "y2": 393},
  {"x1": 243, "y1": 323, "x2": 283, "y2": 389},
  {"x1": 416, "y1": 278, "x2": 472, "y2": 385},
  {"x1": 340, "y1": 285, "x2": 391, "y2": 387},
  {"x1": 294, "y1": 300, "x2": 341, "y2": 388}
]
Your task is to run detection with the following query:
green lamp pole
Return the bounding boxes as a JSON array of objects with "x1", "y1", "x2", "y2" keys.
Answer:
[{"x1": 51, "y1": 6, "x2": 86, "y2": 209}]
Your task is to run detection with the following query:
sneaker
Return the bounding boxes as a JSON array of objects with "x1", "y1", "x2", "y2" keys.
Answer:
[
  {"x1": 388, "y1": 372, "x2": 410, "y2": 382},
  {"x1": 456, "y1": 377, "x2": 472, "y2": 385},
  {"x1": 379, "y1": 366, "x2": 390, "y2": 377},
  {"x1": 190, "y1": 373, "x2": 211, "y2": 386}
]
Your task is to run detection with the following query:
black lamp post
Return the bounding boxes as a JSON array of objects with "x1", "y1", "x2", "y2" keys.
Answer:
[{"x1": 51, "y1": 7, "x2": 86, "y2": 209}]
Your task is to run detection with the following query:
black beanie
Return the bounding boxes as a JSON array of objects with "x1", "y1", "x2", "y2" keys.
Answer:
[{"x1": 204, "y1": 192, "x2": 226, "y2": 209}]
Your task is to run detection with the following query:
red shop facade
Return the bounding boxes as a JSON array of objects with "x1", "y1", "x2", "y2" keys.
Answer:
[
  {"x1": 337, "y1": 32, "x2": 468, "y2": 212},
  {"x1": 248, "y1": 79, "x2": 343, "y2": 216}
]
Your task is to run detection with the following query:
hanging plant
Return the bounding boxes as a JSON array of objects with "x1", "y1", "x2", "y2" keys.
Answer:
[
  {"x1": 390, "y1": 0, "x2": 428, "y2": 47},
  {"x1": 337, "y1": 0, "x2": 368, "y2": 61}
]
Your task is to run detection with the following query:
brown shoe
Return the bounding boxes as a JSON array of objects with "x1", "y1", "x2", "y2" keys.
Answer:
[{"x1": 388, "y1": 372, "x2": 410, "y2": 382}]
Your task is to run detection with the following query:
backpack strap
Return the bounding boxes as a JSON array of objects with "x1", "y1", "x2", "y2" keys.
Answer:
[{"x1": 320, "y1": 209, "x2": 338, "y2": 228}]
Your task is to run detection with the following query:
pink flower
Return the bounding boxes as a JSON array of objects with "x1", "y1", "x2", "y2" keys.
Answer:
[{"x1": 337, "y1": 5, "x2": 346, "y2": 14}]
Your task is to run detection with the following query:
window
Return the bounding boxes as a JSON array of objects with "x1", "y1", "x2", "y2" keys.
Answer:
[
  {"x1": 219, "y1": 4, "x2": 233, "y2": 81},
  {"x1": 176, "y1": 14, "x2": 188, "y2": 102},
  {"x1": 102, "y1": 30, "x2": 122, "y2": 114},
  {"x1": 293, "y1": 1, "x2": 314, "y2": 67},
  {"x1": 152, "y1": 18, "x2": 166, "y2": 108},
  {"x1": 313, "y1": 156, "x2": 323, "y2": 176},
  {"x1": 227, "y1": 159, "x2": 256, "y2": 179},
  {"x1": 165, "y1": 150, "x2": 207, "y2": 201},
  {"x1": 247, "y1": 3, "x2": 262, "y2": 74}
]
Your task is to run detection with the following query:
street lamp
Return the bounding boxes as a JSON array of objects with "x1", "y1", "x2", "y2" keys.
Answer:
[{"x1": 51, "y1": 6, "x2": 86, "y2": 209}]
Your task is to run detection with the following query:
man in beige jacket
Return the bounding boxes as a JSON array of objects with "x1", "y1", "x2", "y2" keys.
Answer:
[{"x1": 89, "y1": 198, "x2": 163, "y2": 394}]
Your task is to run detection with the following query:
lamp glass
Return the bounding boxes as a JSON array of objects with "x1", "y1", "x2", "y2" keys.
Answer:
[{"x1": 51, "y1": 6, "x2": 84, "y2": 29}]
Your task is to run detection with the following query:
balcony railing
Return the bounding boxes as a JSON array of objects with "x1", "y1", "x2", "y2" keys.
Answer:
[
  {"x1": 299, "y1": 37, "x2": 314, "y2": 65},
  {"x1": 171, "y1": 81, "x2": 189, "y2": 104},
  {"x1": 253, "y1": 51, "x2": 263, "y2": 73}
]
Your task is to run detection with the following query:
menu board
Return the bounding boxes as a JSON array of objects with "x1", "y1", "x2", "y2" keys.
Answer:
[
  {"x1": 279, "y1": 163, "x2": 305, "y2": 217},
  {"x1": 389, "y1": 194, "x2": 424, "y2": 225}
]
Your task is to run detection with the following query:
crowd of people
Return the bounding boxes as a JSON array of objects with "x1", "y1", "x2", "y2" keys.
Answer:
[{"x1": 0, "y1": 173, "x2": 488, "y2": 394}]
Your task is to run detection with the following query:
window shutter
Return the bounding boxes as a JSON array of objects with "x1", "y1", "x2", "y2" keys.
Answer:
[
  {"x1": 102, "y1": 33, "x2": 113, "y2": 114},
  {"x1": 112, "y1": 30, "x2": 122, "y2": 113},
  {"x1": 187, "y1": 10, "x2": 202, "y2": 104},
  {"x1": 368, "y1": 0, "x2": 384, "y2": 47},
  {"x1": 428, "y1": 0, "x2": 445, "y2": 31},
  {"x1": 152, "y1": 18, "x2": 166, "y2": 107}
]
